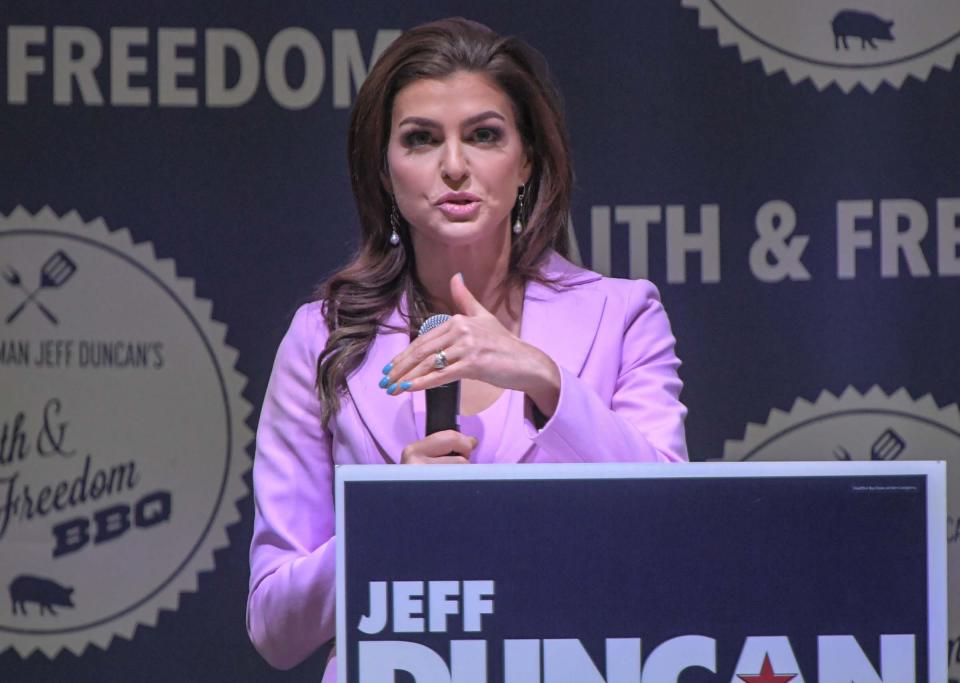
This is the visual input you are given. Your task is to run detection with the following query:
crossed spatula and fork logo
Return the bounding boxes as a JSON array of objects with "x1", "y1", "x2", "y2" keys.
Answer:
[{"x1": 2, "y1": 250, "x2": 78, "y2": 325}]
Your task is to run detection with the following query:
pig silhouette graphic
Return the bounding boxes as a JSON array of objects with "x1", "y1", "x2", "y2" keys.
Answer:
[
  {"x1": 832, "y1": 10, "x2": 894, "y2": 50},
  {"x1": 9, "y1": 575, "x2": 75, "y2": 616}
]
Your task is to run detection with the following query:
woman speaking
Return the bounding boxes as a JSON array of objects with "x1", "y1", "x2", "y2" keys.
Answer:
[{"x1": 247, "y1": 17, "x2": 688, "y2": 678}]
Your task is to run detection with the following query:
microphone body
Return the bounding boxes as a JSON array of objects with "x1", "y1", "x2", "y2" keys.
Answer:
[
  {"x1": 419, "y1": 314, "x2": 460, "y2": 434},
  {"x1": 426, "y1": 382, "x2": 460, "y2": 435}
]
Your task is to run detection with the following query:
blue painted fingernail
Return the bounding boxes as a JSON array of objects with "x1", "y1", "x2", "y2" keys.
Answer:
[
  {"x1": 382, "y1": 362, "x2": 393, "y2": 374},
  {"x1": 387, "y1": 383, "x2": 398, "y2": 395},
  {"x1": 457, "y1": 272, "x2": 464, "y2": 282},
  {"x1": 379, "y1": 376, "x2": 390, "y2": 388},
  {"x1": 400, "y1": 381, "x2": 412, "y2": 391}
]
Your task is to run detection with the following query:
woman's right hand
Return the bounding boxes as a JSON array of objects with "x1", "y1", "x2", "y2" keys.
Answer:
[{"x1": 400, "y1": 430, "x2": 477, "y2": 464}]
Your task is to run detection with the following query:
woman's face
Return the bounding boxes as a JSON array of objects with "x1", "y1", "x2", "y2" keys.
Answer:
[{"x1": 385, "y1": 71, "x2": 531, "y2": 251}]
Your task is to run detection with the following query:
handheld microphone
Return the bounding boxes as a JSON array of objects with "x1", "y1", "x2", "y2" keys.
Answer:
[{"x1": 418, "y1": 314, "x2": 460, "y2": 434}]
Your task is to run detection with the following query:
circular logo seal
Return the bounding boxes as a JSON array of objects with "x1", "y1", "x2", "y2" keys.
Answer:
[
  {"x1": 0, "y1": 206, "x2": 251, "y2": 657},
  {"x1": 681, "y1": 0, "x2": 960, "y2": 91},
  {"x1": 723, "y1": 386, "x2": 960, "y2": 679}
]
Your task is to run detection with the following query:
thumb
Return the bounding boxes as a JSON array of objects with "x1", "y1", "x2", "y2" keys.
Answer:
[{"x1": 450, "y1": 272, "x2": 486, "y2": 317}]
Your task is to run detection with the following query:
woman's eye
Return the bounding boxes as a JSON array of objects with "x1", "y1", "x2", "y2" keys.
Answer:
[
  {"x1": 471, "y1": 127, "x2": 502, "y2": 144},
  {"x1": 403, "y1": 130, "x2": 435, "y2": 147}
]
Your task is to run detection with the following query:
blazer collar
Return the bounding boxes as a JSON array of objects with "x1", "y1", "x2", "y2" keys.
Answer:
[
  {"x1": 345, "y1": 252, "x2": 606, "y2": 463},
  {"x1": 345, "y1": 300, "x2": 417, "y2": 463},
  {"x1": 520, "y1": 251, "x2": 605, "y2": 379}
]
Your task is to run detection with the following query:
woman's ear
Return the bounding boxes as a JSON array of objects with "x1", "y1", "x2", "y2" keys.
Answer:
[
  {"x1": 519, "y1": 147, "x2": 533, "y2": 186},
  {"x1": 380, "y1": 163, "x2": 393, "y2": 194}
]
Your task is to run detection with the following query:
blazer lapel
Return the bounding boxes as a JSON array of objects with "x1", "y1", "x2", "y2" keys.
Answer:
[
  {"x1": 521, "y1": 253, "x2": 606, "y2": 379},
  {"x1": 511, "y1": 253, "x2": 607, "y2": 463},
  {"x1": 521, "y1": 283, "x2": 606, "y2": 379},
  {"x1": 345, "y1": 304, "x2": 417, "y2": 464}
]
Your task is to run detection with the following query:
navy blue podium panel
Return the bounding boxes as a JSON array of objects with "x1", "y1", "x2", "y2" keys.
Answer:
[{"x1": 336, "y1": 461, "x2": 946, "y2": 683}]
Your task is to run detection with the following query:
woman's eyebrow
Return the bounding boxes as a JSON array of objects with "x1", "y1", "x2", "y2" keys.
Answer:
[{"x1": 397, "y1": 110, "x2": 507, "y2": 128}]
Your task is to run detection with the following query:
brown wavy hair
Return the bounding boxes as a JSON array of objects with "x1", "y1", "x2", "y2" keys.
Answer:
[{"x1": 315, "y1": 17, "x2": 573, "y2": 425}]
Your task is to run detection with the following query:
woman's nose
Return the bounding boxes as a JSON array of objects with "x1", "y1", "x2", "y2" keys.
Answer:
[{"x1": 440, "y1": 141, "x2": 468, "y2": 182}]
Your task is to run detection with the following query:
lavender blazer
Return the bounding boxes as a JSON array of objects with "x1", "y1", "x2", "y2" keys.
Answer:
[{"x1": 246, "y1": 251, "x2": 688, "y2": 673}]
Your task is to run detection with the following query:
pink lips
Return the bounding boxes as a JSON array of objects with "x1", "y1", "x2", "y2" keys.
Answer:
[{"x1": 435, "y1": 192, "x2": 481, "y2": 220}]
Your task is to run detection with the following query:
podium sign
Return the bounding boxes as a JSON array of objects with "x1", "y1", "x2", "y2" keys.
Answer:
[{"x1": 336, "y1": 462, "x2": 947, "y2": 683}]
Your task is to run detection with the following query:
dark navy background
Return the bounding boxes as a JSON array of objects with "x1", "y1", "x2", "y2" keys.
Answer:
[
  {"x1": 344, "y1": 474, "x2": 930, "y2": 681},
  {"x1": 1, "y1": 0, "x2": 956, "y2": 680}
]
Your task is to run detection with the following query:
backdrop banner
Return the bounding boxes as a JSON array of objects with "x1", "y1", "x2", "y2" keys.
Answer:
[{"x1": 1, "y1": 2, "x2": 958, "y2": 680}]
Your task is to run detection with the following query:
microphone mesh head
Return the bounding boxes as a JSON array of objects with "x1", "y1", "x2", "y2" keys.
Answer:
[{"x1": 418, "y1": 314, "x2": 451, "y2": 337}]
